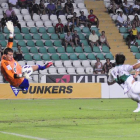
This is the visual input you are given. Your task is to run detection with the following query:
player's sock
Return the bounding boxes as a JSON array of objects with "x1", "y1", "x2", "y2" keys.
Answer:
[{"x1": 38, "y1": 65, "x2": 46, "y2": 70}]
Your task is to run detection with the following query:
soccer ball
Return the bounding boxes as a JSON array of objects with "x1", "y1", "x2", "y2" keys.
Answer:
[{"x1": 22, "y1": 65, "x2": 33, "y2": 76}]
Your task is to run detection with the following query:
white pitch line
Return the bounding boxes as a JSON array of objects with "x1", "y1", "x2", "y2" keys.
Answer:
[{"x1": 0, "y1": 131, "x2": 49, "y2": 140}]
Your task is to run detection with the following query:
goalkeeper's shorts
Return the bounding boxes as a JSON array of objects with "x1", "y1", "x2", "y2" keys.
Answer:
[{"x1": 19, "y1": 78, "x2": 29, "y2": 91}]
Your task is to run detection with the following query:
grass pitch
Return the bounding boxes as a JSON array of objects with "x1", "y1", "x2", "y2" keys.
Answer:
[{"x1": 0, "y1": 99, "x2": 140, "y2": 140}]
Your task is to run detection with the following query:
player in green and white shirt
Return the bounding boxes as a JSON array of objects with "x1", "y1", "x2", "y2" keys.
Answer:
[{"x1": 108, "y1": 54, "x2": 140, "y2": 112}]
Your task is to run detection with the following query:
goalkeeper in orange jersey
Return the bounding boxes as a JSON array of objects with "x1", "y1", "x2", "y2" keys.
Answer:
[{"x1": 1, "y1": 21, "x2": 53, "y2": 91}]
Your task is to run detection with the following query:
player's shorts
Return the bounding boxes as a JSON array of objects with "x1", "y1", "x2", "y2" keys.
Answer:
[{"x1": 19, "y1": 78, "x2": 29, "y2": 91}]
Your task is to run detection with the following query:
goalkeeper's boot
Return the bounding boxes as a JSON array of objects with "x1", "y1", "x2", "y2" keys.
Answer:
[
  {"x1": 45, "y1": 62, "x2": 53, "y2": 68},
  {"x1": 133, "y1": 107, "x2": 140, "y2": 113}
]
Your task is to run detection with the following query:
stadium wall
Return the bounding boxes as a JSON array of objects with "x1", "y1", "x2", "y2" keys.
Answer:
[{"x1": 0, "y1": 83, "x2": 128, "y2": 99}]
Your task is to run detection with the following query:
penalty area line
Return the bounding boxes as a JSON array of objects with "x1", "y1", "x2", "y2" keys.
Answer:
[{"x1": 0, "y1": 131, "x2": 49, "y2": 140}]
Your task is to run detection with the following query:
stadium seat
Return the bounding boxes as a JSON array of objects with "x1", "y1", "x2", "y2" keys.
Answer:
[
  {"x1": 70, "y1": 54, "x2": 78, "y2": 60},
  {"x1": 78, "y1": 34, "x2": 85, "y2": 40},
  {"x1": 58, "y1": 68, "x2": 67, "y2": 74},
  {"x1": 30, "y1": 47, "x2": 38, "y2": 53},
  {"x1": 130, "y1": 46, "x2": 139, "y2": 53},
  {"x1": 24, "y1": 15, "x2": 32, "y2": 21},
  {"x1": 81, "y1": 40, "x2": 89, "y2": 46},
  {"x1": 85, "y1": 67, "x2": 94, "y2": 74},
  {"x1": 136, "y1": 40, "x2": 140, "y2": 46},
  {"x1": 30, "y1": 27, "x2": 38, "y2": 34},
  {"x1": 21, "y1": 27, "x2": 29, "y2": 34},
  {"x1": 102, "y1": 46, "x2": 110, "y2": 53},
  {"x1": 67, "y1": 68, "x2": 76, "y2": 74},
  {"x1": 33, "y1": 15, "x2": 40, "y2": 21},
  {"x1": 42, "y1": 34, "x2": 50, "y2": 40},
  {"x1": 123, "y1": 33, "x2": 129, "y2": 39},
  {"x1": 24, "y1": 34, "x2": 32, "y2": 40},
  {"x1": 59, "y1": 34, "x2": 65, "y2": 39},
  {"x1": 82, "y1": 60, "x2": 91, "y2": 67},
  {"x1": 96, "y1": 54, "x2": 105, "y2": 60},
  {"x1": 39, "y1": 69, "x2": 48, "y2": 74},
  {"x1": 27, "y1": 40, "x2": 35, "y2": 47},
  {"x1": 27, "y1": 21, "x2": 35, "y2": 27},
  {"x1": 36, "y1": 40, "x2": 44, "y2": 47},
  {"x1": 93, "y1": 47, "x2": 101, "y2": 53},
  {"x1": 36, "y1": 21, "x2": 44, "y2": 27},
  {"x1": 91, "y1": 27, "x2": 99, "y2": 33},
  {"x1": 42, "y1": 54, "x2": 51, "y2": 60},
  {"x1": 13, "y1": 41, "x2": 17, "y2": 47},
  {"x1": 36, "y1": 61, "x2": 44, "y2": 66},
  {"x1": 12, "y1": 47, "x2": 18, "y2": 52},
  {"x1": 66, "y1": 47, "x2": 74, "y2": 53},
  {"x1": 45, "y1": 41, "x2": 53, "y2": 47},
  {"x1": 81, "y1": 9, "x2": 89, "y2": 16},
  {"x1": 57, "y1": 47, "x2": 65, "y2": 53},
  {"x1": 4, "y1": 27, "x2": 10, "y2": 34},
  {"x1": 19, "y1": 21, "x2": 26, "y2": 27},
  {"x1": 79, "y1": 54, "x2": 87, "y2": 60},
  {"x1": 76, "y1": 68, "x2": 85, "y2": 74},
  {"x1": 0, "y1": 34, "x2": 5, "y2": 40},
  {"x1": 58, "y1": 15, "x2": 67, "y2": 21},
  {"x1": 24, "y1": 54, "x2": 32, "y2": 60},
  {"x1": 39, "y1": 27, "x2": 47, "y2": 34},
  {"x1": 18, "y1": 40, "x2": 26, "y2": 47},
  {"x1": 84, "y1": 47, "x2": 92, "y2": 53},
  {"x1": 54, "y1": 40, "x2": 62, "y2": 47},
  {"x1": 33, "y1": 34, "x2": 41, "y2": 40},
  {"x1": 15, "y1": 34, "x2": 23, "y2": 40},
  {"x1": 119, "y1": 27, "x2": 128, "y2": 33},
  {"x1": 1, "y1": 3, "x2": 8, "y2": 9},
  {"x1": 77, "y1": 3, "x2": 86, "y2": 8},
  {"x1": 54, "y1": 61, "x2": 63, "y2": 67},
  {"x1": 74, "y1": 27, "x2": 81, "y2": 33},
  {"x1": 48, "y1": 68, "x2": 57, "y2": 74},
  {"x1": 136, "y1": 27, "x2": 140, "y2": 32},
  {"x1": 14, "y1": 27, "x2": 20, "y2": 34},
  {"x1": 39, "y1": 47, "x2": 47, "y2": 53},
  {"x1": 47, "y1": 27, "x2": 55, "y2": 33},
  {"x1": 64, "y1": 61, "x2": 72, "y2": 67},
  {"x1": 50, "y1": 15, "x2": 58, "y2": 22},
  {"x1": 82, "y1": 27, "x2": 90, "y2": 33},
  {"x1": 75, "y1": 47, "x2": 83, "y2": 53},
  {"x1": 17, "y1": 15, "x2": 23, "y2": 22},
  {"x1": 60, "y1": 54, "x2": 69, "y2": 60},
  {"x1": 18, "y1": 61, "x2": 26, "y2": 66},
  {"x1": 73, "y1": 60, "x2": 81, "y2": 67},
  {"x1": 51, "y1": 54, "x2": 60, "y2": 60},
  {"x1": 41, "y1": 15, "x2": 49, "y2": 21},
  {"x1": 44, "y1": 21, "x2": 53, "y2": 27},
  {"x1": 33, "y1": 54, "x2": 41, "y2": 61},
  {"x1": 26, "y1": 61, "x2": 35, "y2": 65},
  {"x1": 0, "y1": 40, "x2": 7, "y2": 47},
  {"x1": 51, "y1": 34, "x2": 59, "y2": 40},
  {"x1": 105, "y1": 53, "x2": 114, "y2": 60},
  {"x1": 48, "y1": 47, "x2": 56, "y2": 53},
  {"x1": 21, "y1": 9, "x2": 29, "y2": 15},
  {"x1": 135, "y1": 53, "x2": 140, "y2": 59}
]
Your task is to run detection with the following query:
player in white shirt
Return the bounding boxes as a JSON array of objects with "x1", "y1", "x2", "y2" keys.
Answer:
[{"x1": 108, "y1": 54, "x2": 140, "y2": 112}]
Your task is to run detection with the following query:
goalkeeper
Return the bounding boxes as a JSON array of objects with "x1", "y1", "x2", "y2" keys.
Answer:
[{"x1": 1, "y1": 21, "x2": 53, "y2": 90}]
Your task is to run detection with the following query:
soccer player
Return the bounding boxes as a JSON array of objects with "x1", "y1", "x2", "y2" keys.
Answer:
[
  {"x1": 108, "y1": 54, "x2": 140, "y2": 112},
  {"x1": 1, "y1": 21, "x2": 53, "y2": 91}
]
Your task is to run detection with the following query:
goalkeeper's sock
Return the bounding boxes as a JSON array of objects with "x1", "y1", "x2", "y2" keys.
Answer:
[{"x1": 38, "y1": 65, "x2": 46, "y2": 70}]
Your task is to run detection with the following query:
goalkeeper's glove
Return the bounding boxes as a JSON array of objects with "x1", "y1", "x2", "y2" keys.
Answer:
[
  {"x1": 6, "y1": 21, "x2": 14, "y2": 37},
  {"x1": 22, "y1": 72, "x2": 31, "y2": 79}
]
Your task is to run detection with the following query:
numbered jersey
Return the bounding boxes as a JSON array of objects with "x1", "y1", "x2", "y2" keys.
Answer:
[{"x1": 1, "y1": 38, "x2": 24, "y2": 87}]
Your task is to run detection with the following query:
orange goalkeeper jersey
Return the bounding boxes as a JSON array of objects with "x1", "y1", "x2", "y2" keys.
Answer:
[{"x1": 1, "y1": 37, "x2": 24, "y2": 87}]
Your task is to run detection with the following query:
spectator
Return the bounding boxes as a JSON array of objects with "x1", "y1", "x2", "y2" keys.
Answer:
[
  {"x1": 114, "y1": 0, "x2": 122, "y2": 8},
  {"x1": 1, "y1": 13, "x2": 9, "y2": 32},
  {"x1": 65, "y1": 18, "x2": 74, "y2": 32},
  {"x1": 56, "y1": 0, "x2": 64, "y2": 17},
  {"x1": 79, "y1": 11, "x2": 87, "y2": 27},
  {"x1": 8, "y1": 0, "x2": 18, "y2": 8},
  {"x1": 72, "y1": 12, "x2": 79, "y2": 27},
  {"x1": 9, "y1": 11, "x2": 22, "y2": 32},
  {"x1": 103, "y1": 58, "x2": 113, "y2": 74},
  {"x1": 72, "y1": 30, "x2": 84, "y2": 49},
  {"x1": 132, "y1": 15, "x2": 140, "y2": 27},
  {"x1": 5, "y1": 6, "x2": 14, "y2": 18},
  {"x1": 116, "y1": 12, "x2": 126, "y2": 27},
  {"x1": 14, "y1": 45, "x2": 23, "y2": 61},
  {"x1": 94, "y1": 58, "x2": 104, "y2": 74},
  {"x1": 129, "y1": 24, "x2": 138, "y2": 38},
  {"x1": 30, "y1": 0, "x2": 40, "y2": 19},
  {"x1": 123, "y1": 0, "x2": 133, "y2": 15},
  {"x1": 125, "y1": 17, "x2": 131, "y2": 28},
  {"x1": 63, "y1": 31, "x2": 74, "y2": 50},
  {"x1": 126, "y1": 31, "x2": 138, "y2": 47},
  {"x1": 89, "y1": 30, "x2": 99, "y2": 48},
  {"x1": 108, "y1": 0, "x2": 118, "y2": 14},
  {"x1": 88, "y1": 9, "x2": 99, "y2": 28},
  {"x1": 0, "y1": 45, "x2": 4, "y2": 59},
  {"x1": 39, "y1": 0, "x2": 46, "y2": 15},
  {"x1": 18, "y1": 0, "x2": 27, "y2": 8},
  {"x1": 46, "y1": 0, "x2": 56, "y2": 15},
  {"x1": 99, "y1": 31, "x2": 110, "y2": 49},
  {"x1": 55, "y1": 18, "x2": 64, "y2": 34},
  {"x1": 132, "y1": 1, "x2": 140, "y2": 14},
  {"x1": 27, "y1": 0, "x2": 33, "y2": 7},
  {"x1": 65, "y1": 0, "x2": 74, "y2": 15}
]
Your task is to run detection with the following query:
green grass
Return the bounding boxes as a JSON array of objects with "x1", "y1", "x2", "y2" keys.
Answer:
[{"x1": 0, "y1": 99, "x2": 140, "y2": 140}]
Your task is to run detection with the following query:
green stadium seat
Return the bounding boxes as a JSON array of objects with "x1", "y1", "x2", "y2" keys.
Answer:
[
  {"x1": 82, "y1": 27, "x2": 90, "y2": 33},
  {"x1": 15, "y1": 34, "x2": 23, "y2": 40},
  {"x1": 30, "y1": 27, "x2": 38, "y2": 34},
  {"x1": 33, "y1": 34, "x2": 41, "y2": 40},
  {"x1": 48, "y1": 47, "x2": 56, "y2": 53},
  {"x1": 102, "y1": 46, "x2": 110, "y2": 53},
  {"x1": 131, "y1": 46, "x2": 139, "y2": 53},
  {"x1": 42, "y1": 54, "x2": 51, "y2": 60},
  {"x1": 0, "y1": 34, "x2": 5, "y2": 40},
  {"x1": 105, "y1": 53, "x2": 114, "y2": 60},
  {"x1": 59, "y1": 33, "x2": 65, "y2": 39},
  {"x1": 75, "y1": 47, "x2": 83, "y2": 53},
  {"x1": 119, "y1": 27, "x2": 128, "y2": 33},
  {"x1": 30, "y1": 47, "x2": 38, "y2": 53},
  {"x1": 24, "y1": 34, "x2": 32, "y2": 40},
  {"x1": 33, "y1": 54, "x2": 41, "y2": 61},
  {"x1": 74, "y1": 27, "x2": 81, "y2": 33},
  {"x1": 81, "y1": 40, "x2": 89, "y2": 46},
  {"x1": 91, "y1": 27, "x2": 99, "y2": 33},
  {"x1": 57, "y1": 47, "x2": 65, "y2": 53},
  {"x1": 87, "y1": 54, "x2": 96, "y2": 60},
  {"x1": 6, "y1": 34, "x2": 9, "y2": 40},
  {"x1": 51, "y1": 34, "x2": 59, "y2": 40},
  {"x1": 136, "y1": 27, "x2": 140, "y2": 32},
  {"x1": 136, "y1": 40, "x2": 140, "y2": 46},
  {"x1": 85, "y1": 34, "x2": 90, "y2": 39},
  {"x1": 13, "y1": 41, "x2": 17, "y2": 47},
  {"x1": 36, "y1": 40, "x2": 44, "y2": 47},
  {"x1": 45, "y1": 41, "x2": 53, "y2": 47},
  {"x1": 42, "y1": 34, "x2": 50, "y2": 40},
  {"x1": 51, "y1": 54, "x2": 60, "y2": 60},
  {"x1": 96, "y1": 53, "x2": 105, "y2": 60},
  {"x1": 14, "y1": 27, "x2": 20, "y2": 34},
  {"x1": 21, "y1": 27, "x2": 29, "y2": 34},
  {"x1": 93, "y1": 47, "x2": 101, "y2": 53},
  {"x1": 79, "y1": 54, "x2": 87, "y2": 60},
  {"x1": 12, "y1": 47, "x2": 17, "y2": 52},
  {"x1": 39, "y1": 27, "x2": 47, "y2": 34},
  {"x1": 0, "y1": 40, "x2": 7, "y2": 47},
  {"x1": 39, "y1": 47, "x2": 47, "y2": 53},
  {"x1": 4, "y1": 27, "x2": 10, "y2": 34},
  {"x1": 78, "y1": 34, "x2": 85, "y2": 40},
  {"x1": 66, "y1": 47, "x2": 74, "y2": 53},
  {"x1": 84, "y1": 47, "x2": 92, "y2": 53},
  {"x1": 70, "y1": 54, "x2": 78, "y2": 60},
  {"x1": 47, "y1": 27, "x2": 55, "y2": 33},
  {"x1": 135, "y1": 53, "x2": 140, "y2": 59},
  {"x1": 60, "y1": 54, "x2": 69, "y2": 60},
  {"x1": 27, "y1": 40, "x2": 35, "y2": 47},
  {"x1": 21, "y1": 47, "x2": 29, "y2": 53},
  {"x1": 123, "y1": 33, "x2": 129, "y2": 39},
  {"x1": 18, "y1": 40, "x2": 26, "y2": 47},
  {"x1": 54, "y1": 40, "x2": 62, "y2": 47},
  {"x1": 24, "y1": 54, "x2": 32, "y2": 60}
]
